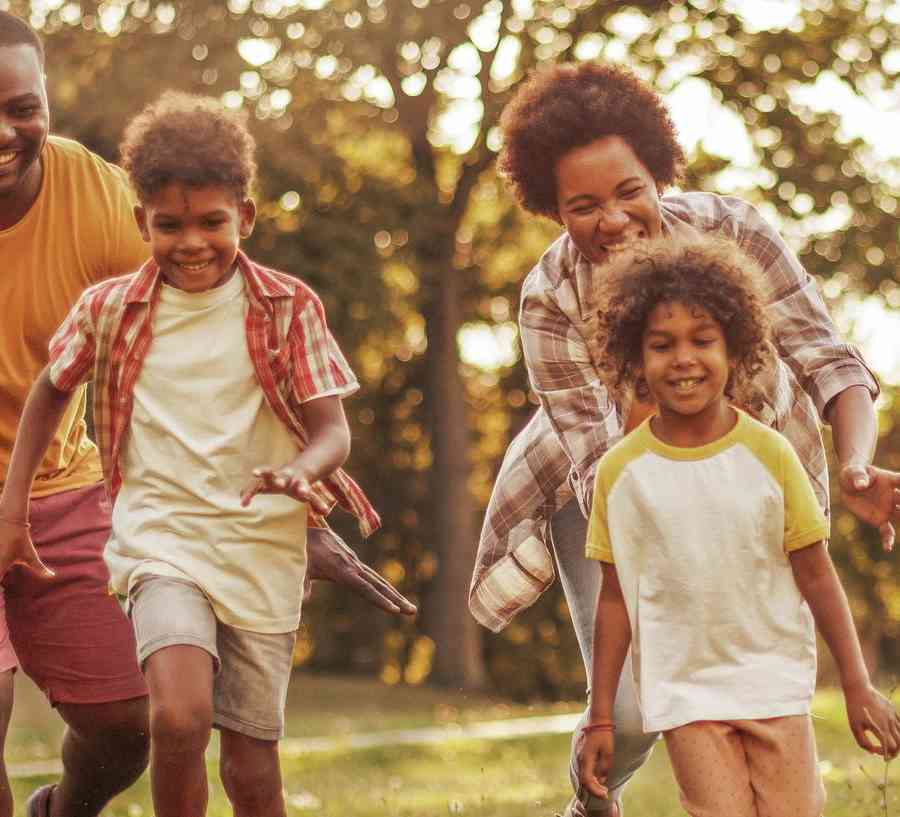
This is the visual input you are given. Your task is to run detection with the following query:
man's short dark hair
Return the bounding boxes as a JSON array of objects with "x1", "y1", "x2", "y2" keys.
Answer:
[{"x1": 0, "y1": 11, "x2": 45, "y2": 64}]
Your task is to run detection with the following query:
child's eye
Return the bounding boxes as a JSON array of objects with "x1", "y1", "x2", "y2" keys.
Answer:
[
  {"x1": 13, "y1": 105, "x2": 39, "y2": 118},
  {"x1": 621, "y1": 187, "x2": 643, "y2": 198}
]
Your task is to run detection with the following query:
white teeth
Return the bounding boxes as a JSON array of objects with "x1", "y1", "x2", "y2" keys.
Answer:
[
  {"x1": 673, "y1": 378, "x2": 702, "y2": 391},
  {"x1": 179, "y1": 261, "x2": 211, "y2": 270},
  {"x1": 0, "y1": 152, "x2": 16, "y2": 166}
]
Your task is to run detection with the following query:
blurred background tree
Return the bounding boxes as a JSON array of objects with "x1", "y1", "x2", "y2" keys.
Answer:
[{"x1": 6, "y1": 0, "x2": 898, "y2": 696}]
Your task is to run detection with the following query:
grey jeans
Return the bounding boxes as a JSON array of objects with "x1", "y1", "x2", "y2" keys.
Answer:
[{"x1": 550, "y1": 499, "x2": 658, "y2": 813}]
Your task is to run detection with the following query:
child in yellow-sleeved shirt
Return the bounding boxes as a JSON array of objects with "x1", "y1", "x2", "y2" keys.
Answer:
[{"x1": 577, "y1": 236, "x2": 900, "y2": 817}]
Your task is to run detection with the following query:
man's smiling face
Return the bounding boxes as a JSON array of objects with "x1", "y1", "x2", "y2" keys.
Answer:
[{"x1": 0, "y1": 43, "x2": 48, "y2": 215}]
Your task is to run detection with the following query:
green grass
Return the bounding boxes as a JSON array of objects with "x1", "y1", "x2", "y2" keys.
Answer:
[{"x1": 8, "y1": 676, "x2": 900, "y2": 816}]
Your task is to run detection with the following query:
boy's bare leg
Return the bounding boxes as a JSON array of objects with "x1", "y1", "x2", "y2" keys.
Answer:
[
  {"x1": 0, "y1": 670, "x2": 12, "y2": 817},
  {"x1": 48, "y1": 697, "x2": 148, "y2": 817},
  {"x1": 145, "y1": 645, "x2": 215, "y2": 817},
  {"x1": 220, "y1": 729, "x2": 286, "y2": 817}
]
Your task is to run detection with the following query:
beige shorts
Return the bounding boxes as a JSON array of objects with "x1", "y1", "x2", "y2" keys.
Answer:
[
  {"x1": 664, "y1": 715, "x2": 826, "y2": 817},
  {"x1": 130, "y1": 575, "x2": 296, "y2": 741}
]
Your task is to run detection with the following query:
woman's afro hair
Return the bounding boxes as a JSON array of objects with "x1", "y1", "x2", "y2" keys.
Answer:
[{"x1": 498, "y1": 61, "x2": 686, "y2": 220}]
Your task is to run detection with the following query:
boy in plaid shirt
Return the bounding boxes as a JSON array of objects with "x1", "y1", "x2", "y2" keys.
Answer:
[{"x1": 0, "y1": 91, "x2": 377, "y2": 817}]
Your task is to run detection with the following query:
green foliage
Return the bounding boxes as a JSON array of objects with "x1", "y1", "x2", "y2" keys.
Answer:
[{"x1": 10, "y1": 0, "x2": 899, "y2": 695}]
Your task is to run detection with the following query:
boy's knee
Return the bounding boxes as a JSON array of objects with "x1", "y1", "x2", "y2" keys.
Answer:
[
  {"x1": 0, "y1": 670, "x2": 13, "y2": 728},
  {"x1": 220, "y1": 746, "x2": 281, "y2": 808},
  {"x1": 150, "y1": 701, "x2": 212, "y2": 755}
]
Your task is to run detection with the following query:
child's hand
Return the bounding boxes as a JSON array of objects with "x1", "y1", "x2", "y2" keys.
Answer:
[
  {"x1": 240, "y1": 466, "x2": 331, "y2": 515},
  {"x1": 0, "y1": 516, "x2": 54, "y2": 579},
  {"x1": 845, "y1": 682, "x2": 900, "y2": 758},
  {"x1": 576, "y1": 724, "x2": 614, "y2": 801}
]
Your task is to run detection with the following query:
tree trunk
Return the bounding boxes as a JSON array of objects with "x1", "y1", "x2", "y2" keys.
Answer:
[{"x1": 421, "y1": 229, "x2": 486, "y2": 690}]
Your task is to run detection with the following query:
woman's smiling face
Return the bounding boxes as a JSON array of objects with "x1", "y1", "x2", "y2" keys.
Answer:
[{"x1": 555, "y1": 135, "x2": 663, "y2": 265}]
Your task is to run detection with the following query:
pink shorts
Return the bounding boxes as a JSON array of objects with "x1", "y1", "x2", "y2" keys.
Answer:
[
  {"x1": 664, "y1": 715, "x2": 826, "y2": 817},
  {"x1": 2, "y1": 483, "x2": 147, "y2": 705}
]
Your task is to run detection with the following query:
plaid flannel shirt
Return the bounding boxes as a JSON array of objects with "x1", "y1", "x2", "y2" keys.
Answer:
[
  {"x1": 48, "y1": 251, "x2": 380, "y2": 537},
  {"x1": 470, "y1": 191, "x2": 879, "y2": 632}
]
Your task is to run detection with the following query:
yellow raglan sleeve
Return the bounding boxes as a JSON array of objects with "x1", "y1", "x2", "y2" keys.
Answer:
[
  {"x1": 780, "y1": 435, "x2": 830, "y2": 552},
  {"x1": 585, "y1": 461, "x2": 614, "y2": 563}
]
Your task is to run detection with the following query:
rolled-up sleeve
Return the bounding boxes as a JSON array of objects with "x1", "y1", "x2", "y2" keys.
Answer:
[
  {"x1": 519, "y1": 286, "x2": 620, "y2": 516},
  {"x1": 727, "y1": 200, "x2": 879, "y2": 421},
  {"x1": 289, "y1": 292, "x2": 360, "y2": 404},
  {"x1": 48, "y1": 293, "x2": 98, "y2": 392}
]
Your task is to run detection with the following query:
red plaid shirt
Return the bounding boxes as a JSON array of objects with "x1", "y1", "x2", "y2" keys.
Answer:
[{"x1": 48, "y1": 251, "x2": 380, "y2": 537}]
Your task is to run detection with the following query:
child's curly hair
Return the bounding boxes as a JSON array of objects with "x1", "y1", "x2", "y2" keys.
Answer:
[
  {"x1": 120, "y1": 91, "x2": 257, "y2": 202},
  {"x1": 498, "y1": 61, "x2": 685, "y2": 221},
  {"x1": 596, "y1": 236, "x2": 771, "y2": 400}
]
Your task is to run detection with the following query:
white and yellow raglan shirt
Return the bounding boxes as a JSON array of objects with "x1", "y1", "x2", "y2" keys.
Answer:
[{"x1": 585, "y1": 409, "x2": 830, "y2": 733}]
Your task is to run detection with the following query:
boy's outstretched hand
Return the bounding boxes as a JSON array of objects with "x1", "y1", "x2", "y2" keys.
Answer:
[
  {"x1": 576, "y1": 727, "x2": 613, "y2": 801},
  {"x1": 845, "y1": 681, "x2": 900, "y2": 759},
  {"x1": 0, "y1": 516, "x2": 54, "y2": 579},
  {"x1": 241, "y1": 466, "x2": 332, "y2": 515}
]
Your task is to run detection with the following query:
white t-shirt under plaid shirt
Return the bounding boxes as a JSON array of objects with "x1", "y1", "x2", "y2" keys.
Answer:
[
  {"x1": 585, "y1": 410, "x2": 829, "y2": 732},
  {"x1": 108, "y1": 273, "x2": 317, "y2": 633}
]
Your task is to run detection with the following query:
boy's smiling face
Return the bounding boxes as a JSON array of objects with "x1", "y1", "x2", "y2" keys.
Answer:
[
  {"x1": 135, "y1": 183, "x2": 255, "y2": 293},
  {"x1": 640, "y1": 299, "x2": 735, "y2": 441}
]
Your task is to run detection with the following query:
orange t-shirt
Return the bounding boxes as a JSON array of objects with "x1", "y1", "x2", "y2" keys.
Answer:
[{"x1": 0, "y1": 136, "x2": 148, "y2": 497}]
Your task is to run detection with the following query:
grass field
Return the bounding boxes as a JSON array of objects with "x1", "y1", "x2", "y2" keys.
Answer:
[{"x1": 8, "y1": 674, "x2": 900, "y2": 816}]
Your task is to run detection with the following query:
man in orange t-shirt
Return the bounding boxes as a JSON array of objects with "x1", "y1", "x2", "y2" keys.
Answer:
[{"x1": 0, "y1": 13, "x2": 413, "y2": 817}]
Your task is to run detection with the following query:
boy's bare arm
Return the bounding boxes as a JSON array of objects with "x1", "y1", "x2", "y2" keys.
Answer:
[
  {"x1": 0, "y1": 366, "x2": 73, "y2": 577},
  {"x1": 790, "y1": 542, "x2": 900, "y2": 756},
  {"x1": 241, "y1": 394, "x2": 350, "y2": 510},
  {"x1": 578, "y1": 564, "x2": 630, "y2": 800}
]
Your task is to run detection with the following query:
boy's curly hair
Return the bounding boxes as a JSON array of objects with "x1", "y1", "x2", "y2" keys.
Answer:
[
  {"x1": 595, "y1": 236, "x2": 771, "y2": 400},
  {"x1": 120, "y1": 91, "x2": 257, "y2": 202},
  {"x1": 498, "y1": 61, "x2": 686, "y2": 221}
]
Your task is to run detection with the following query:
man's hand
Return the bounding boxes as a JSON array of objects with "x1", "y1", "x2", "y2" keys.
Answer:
[
  {"x1": 241, "y1": 465, "x2": 332, "y2": 515},
  {"x1": 0, "y1": 516, "x2": 53, "y2": 579},
  {"x1": 305, "y1": 527, "x2": 416, "y2": 616},
  {"x1": 839, "y1": 464, "x2": 900, "y2": 552}
]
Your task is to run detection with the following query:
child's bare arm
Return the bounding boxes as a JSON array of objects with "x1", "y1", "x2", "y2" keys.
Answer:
[
  {"x1": 579, "y1": 564, "x2": 631, "y2": 800},
  {"x1": 790, "y1": 542, "x2": 900, "y2": 757},
  {"x1": 0, "y1": 366, "x2": 73, "y2": 577},
  {"x1": 241, "y1": 395, "x2": 351, "y2": 511}
]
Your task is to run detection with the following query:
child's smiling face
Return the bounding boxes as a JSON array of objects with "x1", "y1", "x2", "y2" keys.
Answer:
[
  {"x1": 135, "y1": 183, "x2": 255, "y2": 292},
  {"x1": 640, "y1": 300, "x2": 735, "y2": 440}
]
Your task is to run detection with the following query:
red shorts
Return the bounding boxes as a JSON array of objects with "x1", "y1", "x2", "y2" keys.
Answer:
[
  {"x1": 0, "y1": 592, "x2": 17, "y2": 673},
  {"x1": 3, "y1": 483, "x2": 147, "y2": 705}
]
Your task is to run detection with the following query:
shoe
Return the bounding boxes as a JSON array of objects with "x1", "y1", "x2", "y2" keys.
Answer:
[
  {"x1": 25, "y1": 784, "x2": 56, "y2": 817},
  {"x1": 560, "y1": 793, "x2": 621, "y2": 817}
]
